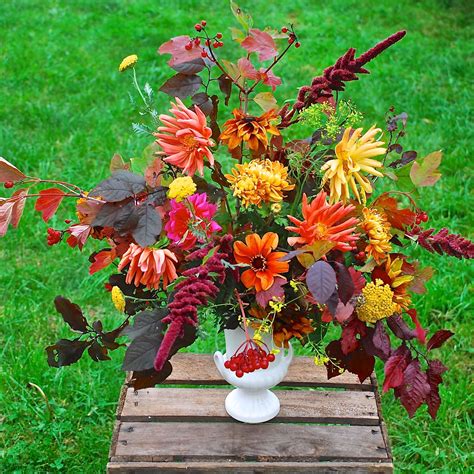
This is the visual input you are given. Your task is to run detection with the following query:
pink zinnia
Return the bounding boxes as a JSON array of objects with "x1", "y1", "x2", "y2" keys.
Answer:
[
  {"x1": 154, "y1": 98, "x2": 215, "y2": 176},
  {"x1": 165, "y1": 193, "x2": 221, "y2": 250},
  {"x1": 118, "y1": 244, "x2": 178, "y2": 290}
]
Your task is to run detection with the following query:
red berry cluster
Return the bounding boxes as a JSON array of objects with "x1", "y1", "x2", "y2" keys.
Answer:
[
  {"x1": 415, "y1": 210, "x2": 429, "y2": 224},
  {"x1": 354, "y1": 251, "x2": 366, "y2": 263},
  {"x1": 188, "y1": 20, "x2": 224, "y2": 59},
  {"x1": 281, "y1": 26, "x2": 300, "y2": 48},
  {"x1": 47, "y1": 227, "x2": 61, "y2": 246},
  {"x1": 4, "y1": 181, "x2": 14, "y2": 189},
  {"x1": 224, "y1": 339, "x2": 276, "y2": 378}
]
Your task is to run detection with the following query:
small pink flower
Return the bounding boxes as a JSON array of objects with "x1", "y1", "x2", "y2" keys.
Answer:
[
  {"x1": 154, "y1": 98, "x2": 215, "y2": 176},
  {"x1": 165, "y1": 193, "x2": 221, "y2": 250}
]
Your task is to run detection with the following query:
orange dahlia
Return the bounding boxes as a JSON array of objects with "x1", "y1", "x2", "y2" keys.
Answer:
[
  {"x1": 286, "y1": 191, "x2": 359, "y2": 251},
  {"x1": 154, "y1": 98, "x2": 215, "y2": 176},
  {"x1": 234, "y1": 232, "x2": 289, "y2": 292},
  {"x1": 220, "y1": 109, "x2": 280, "y2": 157},
  {"x1": 118, "y1": 243, "x2": 178, "y2": 290}
]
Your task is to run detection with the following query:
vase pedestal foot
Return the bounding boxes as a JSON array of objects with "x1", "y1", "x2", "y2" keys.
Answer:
[{"x1": 224, "y1": 388, "x2": 280, "y2": 424}]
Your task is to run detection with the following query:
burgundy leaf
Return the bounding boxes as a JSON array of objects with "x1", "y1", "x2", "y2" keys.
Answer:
[
  {"x1": 171, "y1": 57, "x2": 206, "y2": 75},
  {"x1": 425, "y1": 359, "x2": 448, "y2": 419},
  {"x1": 387, "y1": 313, "x2": 416, "y2": 340},
  {"x1": 383, "y1": 344, "x2": 411, "y2": 393},
  {"x1": 255, "y1": 276, "x2": 286, "y2": 308},
  {"x1": 191, "y1": 92, "x2": 214, "y2": 116},
  {"x1": 427, "y1": 329, "x2": 454, "y2": 351},
  {"x1": 132, "y1": 204, "x2": 162, "y2": 247},
  {"x1": 341, "y1": 318, "x2": 366, "y2": 355},
  {"x1": 333, "y1": 262, "x2": 355, "y2": 304},
  {"x1": 398, "y1": 359, "x2": 431, "y2": 417},
  {"x1": 372, "y1": 321, "x2": 391, "y2": 360},
  {"x1": 306, "y1": 260, "x2": 337, "y2": 304},
  {"x1": 54, "y1": 296, "x2": 89, "y2": 333},
  {"x1": 90, "y1": 170, "x2": 145, "y2": 202},
  {"x1": 159, "y1": 73, "x2": 202, "y2": 100},
  {"x1": 217, "y1": 74, "x2": 233, "y2": 106},
  {"x1": 46, "y1": 339, "x2": 90, "y2": 367},
  {"x1": 335, "y1": 301, "x2": 354, "y2": 324}
]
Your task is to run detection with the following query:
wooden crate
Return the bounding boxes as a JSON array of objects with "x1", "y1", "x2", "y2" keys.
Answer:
[{"x1": 107, "y1": 353, "x2": 393, "y2": 473}]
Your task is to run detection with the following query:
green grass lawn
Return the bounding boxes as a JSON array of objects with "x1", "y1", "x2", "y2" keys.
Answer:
[{"x1": 1, "y1": 0, "x2": 473, "y2": 472}]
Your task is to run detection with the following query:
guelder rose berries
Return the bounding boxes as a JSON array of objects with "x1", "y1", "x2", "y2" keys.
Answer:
[{"x1": 224, "y1": 339, "x2": 276, "y2": 378}]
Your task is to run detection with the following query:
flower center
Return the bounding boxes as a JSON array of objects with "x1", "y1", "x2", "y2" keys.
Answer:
[
  {"x1": 314, "y1": 222, "x2": 328, "y2": 239},
  {"x1": 251, "y1": 254, "x2": 267, "y2": 271},
  {"x1": 181, "y1": 134, "x2": 198, "y2": 150}
]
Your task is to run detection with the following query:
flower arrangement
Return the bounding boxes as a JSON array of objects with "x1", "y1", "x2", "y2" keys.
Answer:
[{"x1": 2, "y1": 3, "x2": 473, "y2": 419}]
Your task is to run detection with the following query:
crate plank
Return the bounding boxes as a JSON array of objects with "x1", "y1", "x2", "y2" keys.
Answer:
[
  {"x1": 165, "y1": 353, "x2": 373, "y2": 390},
  {"x1": 112, "y1": 421, "x2": 389, "y2": 462},
  {"x1": 107, "y1": 460, "x2": 394, "y2": 473},
  {"x1": 120, "y1": 388, "x2": 379, "y2": 425}
]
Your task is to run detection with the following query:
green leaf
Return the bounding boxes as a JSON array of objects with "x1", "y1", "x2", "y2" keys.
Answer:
[
  {"x1": 230, "y1": 1, "x2": 253, "y2": 31},
  {"x1": 131, "y1": 142, "x2": 159, "y2": 175},
  {"x1": 253, "y1": 92, "x2": 277, "y2": 112}
]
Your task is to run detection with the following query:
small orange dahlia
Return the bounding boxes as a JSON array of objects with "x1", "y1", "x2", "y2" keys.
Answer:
[
  {"x1": 225, "y1": 159, "x2": 295, "y2": 208},
  {"x1": 360, "y1": 207, "x2": 392, "y2": 263},
  {"x1": 234, "y1": 232, "x2": 289, "y2": 292},
  {"x1": 286, "y1": 190, "x2": 359, "y2": 251},
  {"x1": 154, "y1": 98, "x2": 215, "y2": 176},
  {"x1": 118, "y1": 243, "x2": 178, "y2": 290},
  {"x1": 220, "y1": 109, "x2": 280, "y2": 157}
]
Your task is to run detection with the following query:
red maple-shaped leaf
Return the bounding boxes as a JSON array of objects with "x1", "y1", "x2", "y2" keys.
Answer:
[
  {"x1": 159, "y1": 35, "x2": 203, "y2": 66},
  {"x1": 89, "y1": 249, "x2": 116, "y2": 275},
  {"x1": 349, "y1": 267, "x2": 366, "y2": 294},
  {"x1": 425, "y1": 359, "x2": 448, "y2": 419},
  {"x1": 241, "y1": 29, "x2": 278, "y2": 61},
  {"x1": 341, "y1": 318, "x2": 366, "y2": 354},
  {"x1": 66, "y1": 224, "x2": 91, "y2": 250},
  {"x1": 374, "y1": 193, "x2": 416, "y2": 230},
  {"x1": 383, "y1": 344, "x2": 411, "y2": 393},
  {"x1": 398, "y1": 359, "x2": 431, "y2": 417},
  {"x1": 427, "y1": 329, "x2": 454, "y2": 350},
  {"x1": 0, "y1": 157, "x2": 26, "y2": 183},
  {"x1": 35, "y1": 188, "x2": 66, "y2": 222}
]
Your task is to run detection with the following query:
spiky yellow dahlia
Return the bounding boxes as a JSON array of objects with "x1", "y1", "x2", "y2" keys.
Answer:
[
  {"x1": 220, "y1": 109, "x2": 280, "y2": 157},
  {"x1": 321, "y1": 126, "x2": 386, "y2": 203},
  {"x1": 226, "y1": 159, "x2": 295, "y2": 208},
  {"x1": 356, "y1": 279, "x2": 398, "y2": 324},
  {"x1": 360, "y1": 207, "x2": 392, "y2": 263}
]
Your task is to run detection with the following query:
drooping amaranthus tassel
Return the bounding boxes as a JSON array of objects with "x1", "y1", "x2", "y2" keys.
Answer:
[
  {"x1": 294, "y1": 31, "x2": 406, "y2": 111},
  {"x1": 153, "y1": 235, "x2": 234, "y2": 371},
  {"x1": 408, "y1": 227, "x2": 474, "y2": 259}
]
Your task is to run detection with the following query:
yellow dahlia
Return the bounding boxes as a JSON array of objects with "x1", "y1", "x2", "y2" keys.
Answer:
[
  {"x1": 356, "y1": 279, "x2": 398, "y2": 324},
  {"x1": 119, "y1": 54, "x2": 138, "y2": 72},
  {"x1": 226, "y1": 159, "x2": 295, "y2": 208},
  {"x1": 167, "y1": 176, "x2": 196, "y2": 202},
  {"x1": 111, "y1": 286, "x2": 126, "y2": 312},
  {"x1": 220, "y1": 109, "x2": 280, "y2": 157},
  {"x1": 321, "y1": 126, "x2": 386, "y2": 203},
  {"x1": 360, "y1": 207, "x2": 392, "y2": 263}
]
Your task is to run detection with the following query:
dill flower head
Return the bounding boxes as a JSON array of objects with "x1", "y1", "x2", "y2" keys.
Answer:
[
  {"x1": 356, "y1": 279, "x2": 398, "y2": 324},
  {"x1": 111, "y1": 286, "x2": 126, "y2": 312},
  {"x1": 321, "y1": 126, "x2": 386, "y2": 204},
  {"x1": 220, "y1": 109, "x2": 280, "y2": 157},
  {"x1": 119, "y1": 54, "x2": 138, "y2": 72},
  {"x1": 225, "y1": 159, "x2": 295, "y2": 208},
  {"x1": 167, "y1": 176, "x2": 196, "y2": 202},
  {"x1": 360, "y1": 207, "x2": 392, "y2": 263}
]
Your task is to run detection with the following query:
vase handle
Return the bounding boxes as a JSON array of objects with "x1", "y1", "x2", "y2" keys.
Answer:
[
  {"x1": 280, "y1": 342, "x2": 294, "y2": 369},
  {"x1": 214, "y1": 351, "x2": 226, "y2": 378}
]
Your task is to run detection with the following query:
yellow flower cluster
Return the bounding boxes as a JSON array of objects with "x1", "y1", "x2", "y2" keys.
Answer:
[
  {"x1": 111, "y1": 286, "x2": 126, "y2": 312},
  {"x1": 360, "y1": 207, "x2": 392, "y2": 263},
  {"x1": 226, "y1": 159, "x2": 295, "y2": 208},
  {"x1": 356, "y1": 279, "x2": 398, "y2": 324},
  {"x1": 119, "y1": 54, "x2": 138, "y2": 72},
  {"x1": 314, "y1": 355, "x2": 330, "y2": 366},
  {"x1": 167, "y1": 176, "x2": 196, "y2": 202}
]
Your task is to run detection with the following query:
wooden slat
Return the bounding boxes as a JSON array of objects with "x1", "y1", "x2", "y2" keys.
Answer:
[
  {"x1": 120, "y1": 388, "x2": 379, "y2": 425},
  {"x1": 165, "y1": 353, "x2": 373, "y2": 390},
  {"x1": 111, "y1": 422, "x2": 389, "y2": 462},
  {"x1": 107, "y1": 460, "x2": 394, "y2": 473}
]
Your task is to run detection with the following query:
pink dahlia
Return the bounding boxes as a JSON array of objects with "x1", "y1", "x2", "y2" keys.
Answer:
[
  {"x1": 165, "y1": 193, "x2": 221, "y2": 250},
  {"x1": 154, "y1": 98, "x2": 215, "y2": 176},
  {"x1": 118, "y1": 244, "x2": 178, "y2": 290}
]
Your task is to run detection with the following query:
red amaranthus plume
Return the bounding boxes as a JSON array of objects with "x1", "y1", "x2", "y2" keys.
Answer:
[
  {"x1": 408, "y1": 227, "x2": 474, "y2": 259},
  {"x1": 294, "y1": 31, "x2": 406, "y2": 111},
  {"x1": 153, "y1": 235, "x2": 233, "y2": 371}
]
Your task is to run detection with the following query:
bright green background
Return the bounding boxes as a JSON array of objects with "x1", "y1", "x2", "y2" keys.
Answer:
[{"x1": 0, "y1": 0, "x2": 473, "y2": 472}]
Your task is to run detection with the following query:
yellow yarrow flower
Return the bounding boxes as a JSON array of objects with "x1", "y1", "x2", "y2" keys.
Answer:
[
  {"x1": 356, "y1": 279, "x2": 398, "y2": 324},
  {"x1": 167, "y1": 176, "x2": 196, "y2": 202},
  {"x1": 314, "y1": 355, "x2": 330, "y2": 366},
  {"x1": 271, "y1": 203, "x2": 282, "y2": 214},
  {"x1": 321, "y1": 126, "x2": 386, "y2": 204},
  {"x1": 360, "y1": 207, "x2": 392, "y2": 264},
  {"x1": 225, "y1": 159, "x2": 295, "y2": 208},
  {"x1": 119, "y1": 54, "x2": 138, "y2": 72},
  {"x1": 111, "y1": 286, "x2": 126, "y2": 312}
]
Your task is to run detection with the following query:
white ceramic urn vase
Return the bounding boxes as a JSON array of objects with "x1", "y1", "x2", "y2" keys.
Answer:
[{"x1": 214, "y1": 327, "x2": 293, "y2": 424}]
